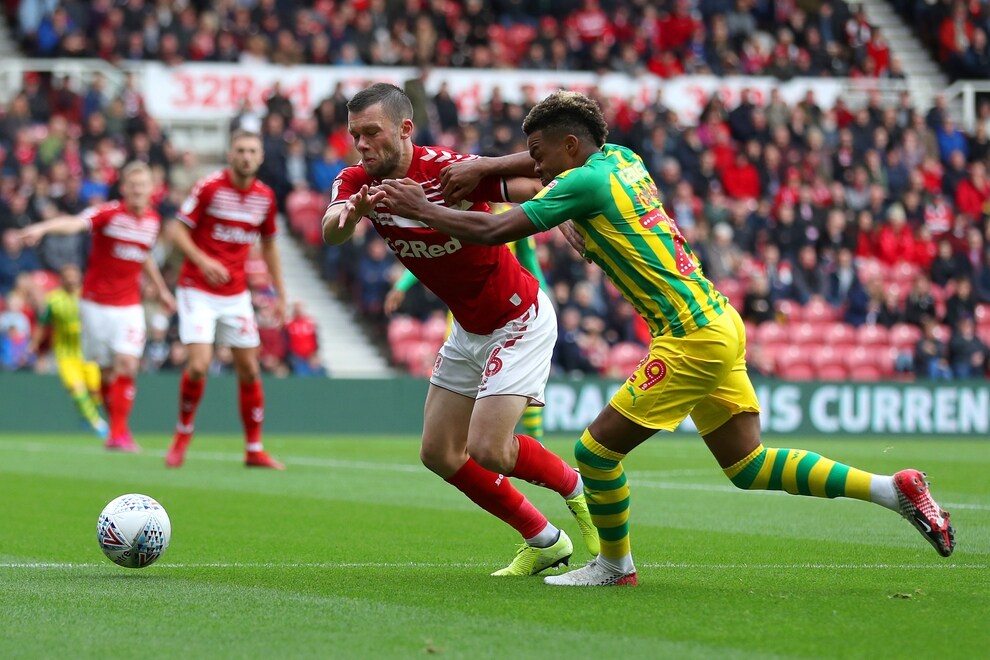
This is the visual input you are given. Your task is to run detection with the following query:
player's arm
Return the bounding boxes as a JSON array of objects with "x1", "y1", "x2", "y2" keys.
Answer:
[
  {"x1": 322, "y1": 185, "x2": 381, "y2": 245},
  {"x1": 381, "y1": 178, "x2": 536, "y2": 245},
  {"x1": 27, "y1": 303, "x2": 52, "y2": 356},
  {"x1": 260, "y1": 237, "x2": 287, "y2": 323},
  {"x1": 143, "y1": 255, "x2": 176, "y2": 314},
  {"x1": 441, "y1": 152, "x2": 537, "y2": 204},
  {"x1": 165, "y1": 219, "x2": 230, "y2": 287},
  {"x1": 384, "y1": 268, "x2": 419, "y2": 316},
  {"x1": 15, "y1": 214, "x2": 88, "y2": 246}
]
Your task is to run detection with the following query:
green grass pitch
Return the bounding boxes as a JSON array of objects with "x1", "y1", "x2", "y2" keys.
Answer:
[{"x1": 1, "y1": 433, "x2": 987, "y2": 658}]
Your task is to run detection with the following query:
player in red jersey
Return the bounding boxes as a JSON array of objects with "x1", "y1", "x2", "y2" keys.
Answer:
[
  {"x1": 18, "y1": 162, "x2": 175, "y2": 452},
  {"x1": 164, "y1": 130, "x2": 286, "y2": 470},
  {"x1": 322, "y1": 83, "x2": 600, "y2": 576}
]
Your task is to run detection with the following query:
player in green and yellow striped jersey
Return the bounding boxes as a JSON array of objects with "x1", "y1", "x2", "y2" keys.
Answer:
[
  {"x1": 379, "y1": 90, "x2": 955, "y2": 586},
  {"x1": 28, "y1": 264, "x2": 108, "y2": 438}
]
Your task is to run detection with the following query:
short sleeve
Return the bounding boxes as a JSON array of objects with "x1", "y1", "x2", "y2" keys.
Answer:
[
  {"x1": 520, "y1": 168, "x2": 598, "y2": 231},
  {"x1": 260, "y1": 190, "x2": 278, "y2": 239},
  {"x1": 329, "y1": 166, "x2": 368, "y2": 206},
  {"x1": 79, "y1": 205, "x2": 107, "y2": 230},
  {"x1": 177, "y1": 179, "x2": 208, "y2": 228}
]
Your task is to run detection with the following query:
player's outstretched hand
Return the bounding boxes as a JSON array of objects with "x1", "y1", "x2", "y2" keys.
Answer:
[
  {"x1": 14, "y1": 225, "x2": 45, "y2": 247},
  {"x1": 559, "y1": 220, "x2": 591, "y2": 263},
  {"x1": 383, "y1": 288, "x2": 405, "y2": 316},
  {"x1": 380, "y1": 178, "x2": 428, "y2": 219},
  {"x1": 198, "y1": 255, "x2": 231, "y2": 287},
  {"x1": 440, "y1": 159, "x2": 485, "y2": 204},
  {"x1": 338, "y1": 185, "x2": 386, "y2": 231}
]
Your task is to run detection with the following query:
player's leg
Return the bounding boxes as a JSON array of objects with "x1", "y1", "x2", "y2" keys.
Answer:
[
  {"x1": 520, "y1": 405, "x2": 544, "y2": 443},
  {"x1": 57, "y1": 357, "x2": 107, "y2": 438},
  {"x1": 697, "y1": 305, "x2": 954, "y2": 557},
  {"x1": 428, "y1": 318, "x2": 573, "y2": 575},
  {"x1": 219, "y1": 291, "x2": 281, "y2": 469},
  {"x1": 106, "y1": 351, "x2": 141, "y2": 452},
  {"x1": 167, "y1": 288, "x2": 218, "y2": 467}
]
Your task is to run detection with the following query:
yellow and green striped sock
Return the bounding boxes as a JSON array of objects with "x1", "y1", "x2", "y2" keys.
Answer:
[
  {"x1": 72, "y1": 390, "x2": 105, "y2": 429},
  {"x1": 723, "y1": 444, "x2": 873, "y2": 501},
  {"x1": 574, "y1": 429, "x2": 631, "y2": 561},
  {"x1": 520, "y1": 406, "x2": 544, "y2": 444}
]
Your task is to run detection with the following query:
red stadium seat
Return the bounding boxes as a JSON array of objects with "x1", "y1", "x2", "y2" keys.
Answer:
[
  {"x1": 32, "y1": 270, "x2": 60, "y2": 293},
  {"x1": 774, "y1": 344, "x2": 809, "y2": 371},
  {"x1": 848, "y1": 364, "x2": 883, "y2": 381},
  {"x1": 716, "y1": 280, "x2": 744, "y2": 305},
  {"x1": 855, "y1": 324, "x2": 889, "y2": 346},
  {"x1": 604, "y1": 342, "x2": 646, "y2": 378},
  {"x1": 387, "y1": 316, "x2": 422, "y2": 345},
  {"x1": 889, "y1": 323, "x2": 921, "y2": 350},
  {"x1": 808, "y1": 344, "x2": 843, "y2": 372},
  {"x1": 976, "y1": 304, "x2": 990, "y2": 327},
  {"x1": 421, "y1": 315, "x2": 449, "y2": 345},
  {"x1": 777, "y1": 363, "x2": 815, "y2": 381},
  {"x1": 802, "y1": 298, "x2": 839, "y2": 323},
  {"x1": 790, "y1": 321, "x2": 824, "y2": 344},
  {"x1": 824, "y1": 322, "x2": 856, "y2": 346},
  {"x1": 816, "y1": 363, "x2": 849, "y2": 380},
  {"x1": 775, "y1": 299, "x2": 800, "y2": 322},
  {"x1": 756, "y1": 321, "x2": 787, "y2": 345}
]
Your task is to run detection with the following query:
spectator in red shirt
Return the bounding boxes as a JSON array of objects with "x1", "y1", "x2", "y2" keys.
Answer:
[
  {"x1": 876, "y1": 203, "x2": 917, "y2": 265},
  {"x1": 721, "y1": 152, "x2": 761, "y2": 200},
  {"x1": 955, "y1": 161, "x2": 990, "y2": 221},
  {"x1": 286, "y1": 301, "x2": 325, "y2": 376}
]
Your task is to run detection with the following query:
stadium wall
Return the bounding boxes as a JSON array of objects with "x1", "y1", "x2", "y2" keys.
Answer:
[{"x1": 1, "y1": 375, "x2": 988, "y2": 437}]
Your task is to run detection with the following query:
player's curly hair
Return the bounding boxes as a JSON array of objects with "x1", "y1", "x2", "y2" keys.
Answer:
[
  {"x1": 347, "y1": 83, "x2": 413, "y2": 124},
  {"x1": 522, "y1": 91, "x2": 608, "y2": 148}
]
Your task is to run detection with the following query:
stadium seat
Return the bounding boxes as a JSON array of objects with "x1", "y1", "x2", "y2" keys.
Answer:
[
  {"x1": 824, "y1": 322, "x2": 856, "y2": 346},
  {"x1": 604, "y1": 342, "x2": 646, "y2": 378},
  {"x1": 802, "y1": 298, "x2": 838, "y2": 323},
  {"x1": 855, "y1": 324, "x2": 889, "y2": 346},
  {"x1": 387, "y1": 316, "x2": 422, "y2": 345},
  {"x1": 790, "y1": 321, "x2": 824, "y2": 344},
  {"x1": 421, "y1": 315, "x2": 449, "y2": 345},
  {"x1": 245, "y1": 256, "x2": 271, "y2": 289},
  {"x1": 816, "y1": 363, "x2": 849, "y2": 380},
  {"x1": 848, "y1": 364, "x2": 883, "y2": 381},
  {"x1": 775, "y1": 299, "x2": 800, "y2": 322},
  {"x1": 286, "y1": 190, "x2": 330, "y2": 246},
  {"x1": 32, "y1": 270, "x2": 60, "y2": 293},
  {"x1": 756, "y1": 321, "x2": 787, "y2": 345},
  {"x1": 401, "y1": 340, "x2": 439, "y2": 377},
  {"x1": 808, "y1": 344, "x2": 842, "y2": 372},
  {"x1": 889, "y1": 323, "x2": 922, "y2": 350},
  {"x1": 777, "y1": 363, "x2": 815, "y2": 381},
  {"x1": 774, "y1": 344, "x2": 809, "y2": 372},
  {"x1": 716, "y1": 280, "x2": 744, "y2": 305}
]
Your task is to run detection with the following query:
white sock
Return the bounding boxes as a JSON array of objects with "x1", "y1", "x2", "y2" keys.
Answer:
[
  {"x1": 526, "y1": 523, "x2": 560, "y2": 548},
  {"x1": 870, "y1": 475, "x2": 899, "y2": 512},
  {"x1": 564, "y1": 472, "x2": 583, "y2": 500},
  {"x1": 246, "y1": 442, "x2": 263, "y2": 452},
  {"x1": 597, "y1": 553, "x2": 635, "y2": 574}
]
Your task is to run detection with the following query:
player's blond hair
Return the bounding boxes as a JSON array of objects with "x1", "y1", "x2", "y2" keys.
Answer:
[
  {"x1": 120, "y1": 160, "x2": 151, "y2": 180},
  {"x1": 230, "y1": 129, "x2": 263, "y2": 147},
  {"x1": 522, "y1": 91, "x2": 608, "y2": 148}
]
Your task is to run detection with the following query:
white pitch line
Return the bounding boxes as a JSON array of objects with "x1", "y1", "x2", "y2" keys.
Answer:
[
  {"x1": 2, "y1": 440, "x2": 989, "y2": 511},
  {"x1": 1, "y1": 561, "x2": 987, "y2": 570}
]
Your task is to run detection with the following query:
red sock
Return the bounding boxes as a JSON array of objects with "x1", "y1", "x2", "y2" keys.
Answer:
[
  {"x1": 447, "y1": 458, "x2": 547, "y2": 539},
  {"x1": 511, "y1": 434, "x2": 580, "y2": 497},
  {"x1": 100, "y1": 380, "x2": 113, "y2": 415},
  {"x1": 177, "y1": 372, "x2": 205, "y2": 432},
  {"x1": 238, "y1": 380, "x2": 264, "y2": 448},
  {"x1": 108, "y1": 376, "x2": 135, "y2": 439}
]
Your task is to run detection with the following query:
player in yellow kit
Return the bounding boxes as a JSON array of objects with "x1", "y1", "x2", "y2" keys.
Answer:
[{"x1": 28, "y1": 264, "x2": 108, "y2": 438}]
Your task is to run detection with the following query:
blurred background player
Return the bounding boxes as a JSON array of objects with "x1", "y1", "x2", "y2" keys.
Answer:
[
  {"x1": 165, "y1": 130, "x2": 286, "y2": 470},
  {"x1": 323, "y1": 83, "x2": 598, "y2": 576},
  {"x1": 17, "y1": 162, "x2": 174, "y2": 452},
  {"x1": 384, "y1": 234, "x2": 549, "y2": 443},
  {"x1": 27, "y1": 263, "x2": 108, "y2": 439}
]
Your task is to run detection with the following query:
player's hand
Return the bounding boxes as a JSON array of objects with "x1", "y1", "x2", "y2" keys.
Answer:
[
  {"x1": 559, "y1": 221, "x2": 591, "y2": 263},
  {"x1": 440, "y1": 159, "x2": 486, "y2": 204},
  {"x1": 197, "y1": 255, "x2": 231, "y2": 287},
  {"x1": 158, "y1": 289, "x2": 177, "y2": 315},
  {"x1": 15, "y1": 225, "x2": 45, "y2": 247},
  {"x1": 338, "y1": 185, "x2": 386, "y2": 231},
  {"x1": 380, "y1": 178, "x2": 428, "y2": 219},
  {"x1": 384, "y1": 288, "x2": 405, "y2": 316},
  {"x1": 272, "y1": 295, "x2": 286, "y2": 326}
]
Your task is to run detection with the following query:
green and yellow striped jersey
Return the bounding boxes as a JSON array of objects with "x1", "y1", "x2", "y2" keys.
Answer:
[
  {"x1": 521, "y1": 143, "x2": 726, "y2": 337},
  {"x1": 39, "y1": 288, "x2": 83, "y2": 359}
]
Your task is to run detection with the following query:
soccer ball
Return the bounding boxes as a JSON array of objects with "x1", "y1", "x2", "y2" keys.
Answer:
[{"x1": 96, "y1": 494, "x2": 171, "y2": 568}]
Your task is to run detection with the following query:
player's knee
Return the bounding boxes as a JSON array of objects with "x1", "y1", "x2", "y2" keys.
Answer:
[
  {"x1": 419, "y1": 439, "x2": 461, "y2": 475},
  {"x1": 185, "y1": 363, "x2": 208, "y2": 380},
  {"x1": 467, "y1": 438, "x2": 514, "y2": 475}
]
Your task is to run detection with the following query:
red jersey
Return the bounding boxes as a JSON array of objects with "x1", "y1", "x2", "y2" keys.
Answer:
[
  {"x1": 81, "y1": 201, "x2": 160, "y2": 306},
  {"x1": 331, "y1": 145, "x2": 538, "y2": 334},
  {"x1": 176, "y1": 170, "x2": 277, "y2": 296}
]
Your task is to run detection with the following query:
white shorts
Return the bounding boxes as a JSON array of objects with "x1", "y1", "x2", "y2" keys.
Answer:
[
  {"x1": 79, "y1": 300, "x2": 146, "y2": 367},
  {"x1": 177, "y1": 287, "x2": 259, "y2": 349},
  {"x1": 431, "y1": 288, "x2": 556, "y2": 405}
]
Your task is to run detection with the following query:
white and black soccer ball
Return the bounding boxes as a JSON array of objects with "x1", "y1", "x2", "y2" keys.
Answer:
[{"x1": 97, "y1": 494, "x2": 171, "y2": 568}]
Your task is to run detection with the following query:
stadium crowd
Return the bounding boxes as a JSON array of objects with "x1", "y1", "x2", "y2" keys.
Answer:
[
  {"x1": 2, "y1": 1, "x2": 990, "y2": 382},
  {"x1": 13, "y1": 0, "x2": 912, "y2": 80},
  {"x1": 891, "y1": 0, "x2": 990, "y2": 81}
]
